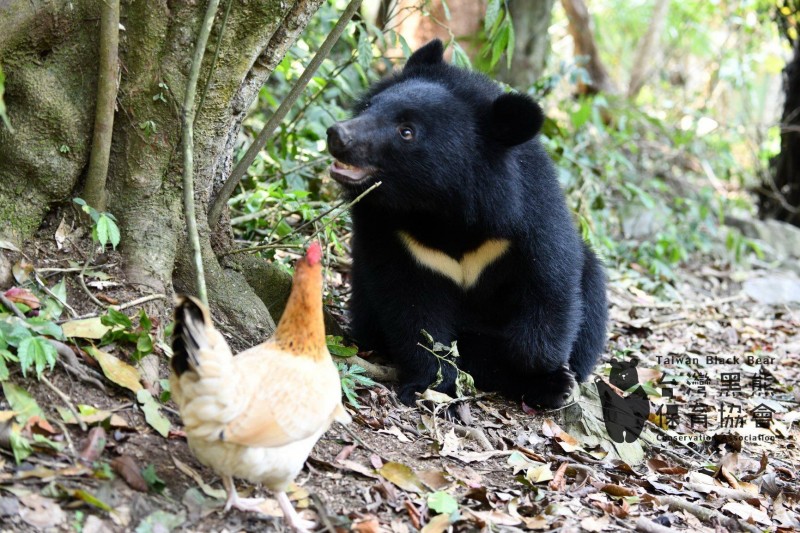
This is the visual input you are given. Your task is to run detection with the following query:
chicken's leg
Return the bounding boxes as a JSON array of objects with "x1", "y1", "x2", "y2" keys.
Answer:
[
  {"x1": 277, "y1": 491, "x2": 315, "y2": 532},
  {"x1": 221, "y1": 476, "x2": 266, "y2": 512}
]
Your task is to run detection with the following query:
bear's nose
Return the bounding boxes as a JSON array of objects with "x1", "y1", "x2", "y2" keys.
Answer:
[{"x1": 326, "y1": 123, "x2": 352, "y2": 154}]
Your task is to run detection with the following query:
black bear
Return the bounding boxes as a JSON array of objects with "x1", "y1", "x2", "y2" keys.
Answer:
[{"x1": 327, "y1": 39, "x2": 607, "y2": 408}]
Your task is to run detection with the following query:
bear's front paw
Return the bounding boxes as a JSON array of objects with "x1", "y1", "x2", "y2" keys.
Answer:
[
  {"x1": 522, "y1": 366, "x2": 577, "y2": 409},
  {"x1": 397, "y1": 383, "x2": 424, "y2": 406}
]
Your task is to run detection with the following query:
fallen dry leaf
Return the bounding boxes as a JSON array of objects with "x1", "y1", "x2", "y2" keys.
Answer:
[
  {"x1": 379, "y1": 462, "x2": 425, "y2": 493},
  {"x1": 19, "y1": 493, "x2": 65, "y2": 529},
  {"x1": 4, "y1": 287, "x2": 39, "y2": 309},
  {"x1": 111, "y1": 456, "x2": 148, "y2": 492},
  {"x1": 86, "y1": 346, "x2": 143, "y2": 393},
  {"x1": 79, "y1": 426, "x2": 107, "y2": 462}
]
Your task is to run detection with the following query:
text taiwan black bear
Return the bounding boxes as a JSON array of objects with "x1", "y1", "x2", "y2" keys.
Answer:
[{"x1": 327, "y1": 39, "x2": 608, "y2": 408}]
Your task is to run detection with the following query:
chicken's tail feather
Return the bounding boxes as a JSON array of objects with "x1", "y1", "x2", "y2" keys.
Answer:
[{"x1": 171, "y1": 295, "x2": 212, "y2": 377}]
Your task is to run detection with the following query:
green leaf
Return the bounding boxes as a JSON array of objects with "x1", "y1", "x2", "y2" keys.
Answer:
[
  {"x1": 25, "y1": 317, "x2": 64, "y2": 340},
  {"x1": 441, "y1": 0, "x2": 451, "y2": 20},
  {"x1": 9, "y1": 430, "x2": 32, "y2": 463},
  {"x1": 326, "y1": 335, "x2": 358, "y2": 357},
  {"x1": 484, "y1": 0, "x2": 502, "y2": 32},
  {"x1": 398, "y1": 34, "x2": 413, "y2": 59},
  {"x1": 356, "y1": 28, "x2": 372, "y2": 72},
  {"x1": 135, "y1": 332, "x2": 154, "y2": 360},
  {"x1": 95, "y1": 214, "x2": 121, "y2": 249},
  {"x1": 0, "y1": 355, "x2": 8, "y2": 380},
  {"x1": 17, "y1": 336, "x2": 58, "y2": 377},
  {"x1": 138, "y1": 309, "x2": 152, "y2": 332},
  {"x1": 137, "y1": 390, "x2": 170, "y2": 437},
  {"x1": 427, "y1": 491, "x2": 459, "y2": 514},
  {"x1": 0, "y1": 318, "x2": 33, "y2": 347},
  {"x1": 2, "y1": 382, "x2": 45, "y2": 424},
  {"x1": 450, "y1": 42, "x2": 472, "y2": 69},
  {"x1": 102, "y1": 308, "x2": 132, "y2": 329},
  {"x1": 141, "y1": 464, "x2": 166, "y2": 493}
]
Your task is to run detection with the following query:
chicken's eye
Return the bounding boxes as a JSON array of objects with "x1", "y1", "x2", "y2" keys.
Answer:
[{"x1": 398, "y1": 125, "x2": 415, "y2": 141}]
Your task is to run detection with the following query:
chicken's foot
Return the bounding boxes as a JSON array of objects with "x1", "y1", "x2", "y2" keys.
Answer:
[
  {"x1": 221, "y1": 476, "x2": 266, "y2": 512},
  {"x1": 277, "y1": 490, "x2": 315, "y2": 532}
]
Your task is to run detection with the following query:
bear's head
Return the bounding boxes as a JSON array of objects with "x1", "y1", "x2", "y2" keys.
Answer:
[
  {"x1": 327, "y1": 39, "x2": 545, "y2": 215},
  {"x1": 608, "y1": 357, "x2": 640, "y2": 391}
]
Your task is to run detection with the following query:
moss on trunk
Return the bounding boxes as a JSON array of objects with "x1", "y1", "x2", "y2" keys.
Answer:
[{"x1": 0, "y1": 0, "x2": 327, "y2": 342}]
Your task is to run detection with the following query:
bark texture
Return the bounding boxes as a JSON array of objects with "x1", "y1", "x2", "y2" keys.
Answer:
[
  {"x1": 0, "y1": 0, "x2": 326, "y2": 344},
  {"x1": 761, "y1": 38, "x2": 800, "y2": 227},
  {"x1": 627, "y1": 0, "x2": 669, "y2": 99},
  {"x1": 496, "y1": 0, "x2": 557, "y2": 89},
  {"x1": 560, "y1": 0, "x2": 617, "y2": 95}
]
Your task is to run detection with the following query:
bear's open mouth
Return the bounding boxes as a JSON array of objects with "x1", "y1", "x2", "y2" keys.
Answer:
[{"x1": 330, "y1": 159, "x2": 372, "y2": 185}]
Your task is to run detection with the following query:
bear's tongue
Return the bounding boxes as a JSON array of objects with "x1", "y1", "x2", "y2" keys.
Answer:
[{"x1": 330, "y1": 159, "x2": 369, "y2": 183}]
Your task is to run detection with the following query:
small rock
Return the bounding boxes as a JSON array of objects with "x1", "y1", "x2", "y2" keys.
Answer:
[{"x1": 743, "y1": 273, "x2": 800, "y2": 304}]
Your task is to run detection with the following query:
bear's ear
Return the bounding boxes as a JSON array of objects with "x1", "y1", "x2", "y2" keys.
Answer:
[
  {"x1": 488, "y1": 93, "x2": 544, "y2": 146},
  {"x1": 405, "y1": 39, "x2": 445, "y2": 70}
]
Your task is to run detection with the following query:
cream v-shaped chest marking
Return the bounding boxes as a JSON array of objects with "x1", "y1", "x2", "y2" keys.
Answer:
[{"x1": 398, "y1": 231, "x2": 511, "y2": 289}]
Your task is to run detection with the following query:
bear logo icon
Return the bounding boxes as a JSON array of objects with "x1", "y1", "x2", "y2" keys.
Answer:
[{"x1": 596, "y1": 357, "x2": 649, "y2": 443}]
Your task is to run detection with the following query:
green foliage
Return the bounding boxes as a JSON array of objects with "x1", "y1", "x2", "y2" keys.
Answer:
[
  {"x1": 0, "y1": 315, "x2": 63, "y2": 379},
  {"x1": 427, "y1": 491, "x2": 459, "y2": 515},
  {"x1": 327, "y1": 335, "x2": 358, "y2": 357},
  {"x1": 73, "y1": 198, "x2": 121, "y2": 249},
  {"x1": 100, "y1": 308, "x2": 155, "y2": 363},
  {"x1": 142, "y1": 464, "x2": 166, "y2": 493},
  {"x1": 337, "y1": 362, "x2": 377, "y2": 407},
  {"x1": 0, "y1": 65, "x2": 12, "y2": 132},
  {"x1": 418, "y1": 330, "x2": 476, "y2": 398}
]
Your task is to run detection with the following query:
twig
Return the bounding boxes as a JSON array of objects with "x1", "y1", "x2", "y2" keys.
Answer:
[
  {"x1": 181, "y1": 0, "x2": 219, "y2": 307},
  {"x1": 195, "y1": 0, "x2": 232, "y2": 119},
  {"x1": 635, "y1": 518, "x2": 674, "y2": 533},
  {"x1": 33, "y1": 271, "x2": 78, "y2": 318},
  {"x1": 78, "y1": 256, "x2": 105, "y2": 308},
  {"x1": 683, "y1": 483, "x2": 756, "y2": 501},
  {"x1": 65, "y1": 293, "x2": 167, "y2": 321},
  {"x1": 54, "y1": 419, "x2": 76, "y2": 458},
  {"x1": 657, "y1": 495, "x2": 760, "y2": 533},
  {"x1": 41, "y1": 375, "x2": 87, "y2": 432},
  {"x1": 0, "y1": 292, "x2": 26, "y2": 319},
  {"x1": 452, "y1": 424, "x2": 493, "y2": 451},
  {"x1": 302, "y1": 181, "x2": 382, "y2": 244},
  {"x1": 309, "y1": 494, "x2": 336, "y2": 533},
  {"x1": 50, "y1": 339, "x2": 107, "y2": 393},
  {"x1": 339, "y1": 422, "x2": 382, "y2": 457},
  {"x1": 208, "y1": 0, "x2": 364, "y2": 227},
  {"x1": 82, "y1": 0, "x2": 119, "y2": 211},
  {"x1": 116, "y1": 293, "x2": 167, "y2": 310}
]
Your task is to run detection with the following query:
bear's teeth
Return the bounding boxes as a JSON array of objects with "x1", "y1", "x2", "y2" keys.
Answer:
[{"x1": 336, "y1": 160, "x2": 355, "y2": 170}]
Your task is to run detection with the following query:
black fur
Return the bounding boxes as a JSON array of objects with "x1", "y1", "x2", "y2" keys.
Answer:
[
  {"x1": 170, "y1": 296, "x2": 205, "y2": 377},
  {"x1": 327, "y1": 39, "x2": 608, "y2": 408}
]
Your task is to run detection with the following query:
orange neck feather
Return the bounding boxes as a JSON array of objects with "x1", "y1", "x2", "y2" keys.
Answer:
[{"x1": 271, "y1": 258, "x2": 328, "y2": 361}]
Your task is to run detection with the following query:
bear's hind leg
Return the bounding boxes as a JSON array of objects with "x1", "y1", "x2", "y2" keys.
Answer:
[{"x1": 568, "y1": 247, "x2": 608, "y2": 382}]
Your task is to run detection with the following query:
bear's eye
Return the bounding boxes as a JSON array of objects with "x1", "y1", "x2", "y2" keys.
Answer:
[{"x1": 398, "y1": 125, "x2": 415, "y2": 141}]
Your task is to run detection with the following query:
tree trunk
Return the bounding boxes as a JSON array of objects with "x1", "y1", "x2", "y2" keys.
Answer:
[
  {"x1": 761, "y1": 38, "x2": 800, "y2": 227},
  {"x1": 0, "y1": 0, "x2": 325, "y2": 346},
  {"x1": 627, "y1": 0, "x2": 670, "y2": 100},
  {"x1": 496, "y1": 0, "x2": 557, "y2": 90},
  {"x1": 560, "y1": 0, "x2": 617, "y2": 95}
]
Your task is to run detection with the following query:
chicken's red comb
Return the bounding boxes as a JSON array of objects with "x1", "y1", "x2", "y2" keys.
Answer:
[{"x1": 306, "y1": 242, "x2": 322, "y2": 265}]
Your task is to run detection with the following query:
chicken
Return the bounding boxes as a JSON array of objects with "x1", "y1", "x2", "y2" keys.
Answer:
[{"x1": 170, "y1": 243, "x2": 349, "y2": 531}]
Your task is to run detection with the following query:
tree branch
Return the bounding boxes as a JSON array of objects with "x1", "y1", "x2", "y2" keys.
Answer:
[
  {"x1": 208, "y1": 0, "x2": 364, "y2": 228},
  {"x1": 82, "y1": 0, "x2": 120, "y2": 210},
  {"x1": 182, "y1": 0, "x2": 220, "y2": 306}
]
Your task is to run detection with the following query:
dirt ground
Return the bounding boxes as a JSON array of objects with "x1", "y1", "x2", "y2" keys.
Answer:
[{"x1": 1, "y1": 225, "x2": 799, "y2": 532}]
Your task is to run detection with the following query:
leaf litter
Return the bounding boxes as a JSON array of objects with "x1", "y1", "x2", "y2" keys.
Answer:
[{"x1": 1, "y1": 238, "x2": 799, "y2": 532}]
